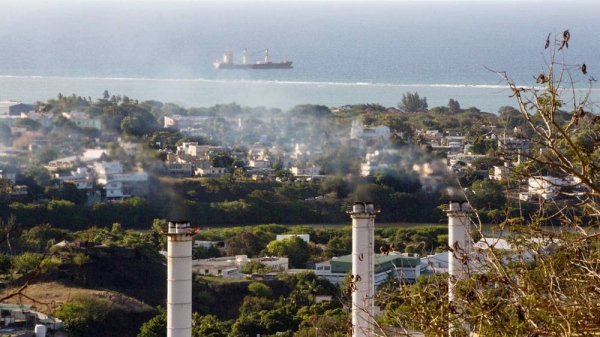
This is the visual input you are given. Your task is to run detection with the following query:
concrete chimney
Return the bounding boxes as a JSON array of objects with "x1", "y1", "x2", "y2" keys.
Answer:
[
  {"x1": 446, "y1": 201, "x2": 472, "y2": 282},
  {"x1": 165, "y1": 221, "x2": 193, "y2": 337},
  {"x1": 347, "y1": 202, "x2": 380, "y2": 337},
  {"x1": 446, "y1": 201, "x2": 472, "y2": 336}
]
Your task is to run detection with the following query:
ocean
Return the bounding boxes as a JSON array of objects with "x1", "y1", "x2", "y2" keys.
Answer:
[{"x1": 1, "y1": 0, "x2": 600, "y2": 113}]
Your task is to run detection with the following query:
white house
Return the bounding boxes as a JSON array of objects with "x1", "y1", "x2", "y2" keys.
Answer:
[
  {"x1": 276, "y1": 234, "x2": 310, "y2": 243},
  {"x1": 290, "y1": 165, "x2": 321, "y2": 177},
  {"x1": 447, "y1": 153, "x2": 486, "y2": 167},
  {"x1": 248, "y1": 159, "x2": 271, "y2": 169},
  {"x1": 526, "y1": 175, "x2": 572, "y2": 200},
  {"x1": 62, "y1": 111, "x2": 102, "y2": 129},
  {"x1": 164, "y1": 115, "x2": 209, "y2": 129},
  {"x1": 193, "y1": 255, "x2": 289, "y2": 278},
  {"x1": 491, "y1": 162, "x2": 515, "y2": 181},
  {"x1": 350, "y1": 120, "x2": 391, "y2": 141},
  {"x1": 194, "y1": 166, "x2": 229, "y2": 177},
  {"x1": 94, "y1": 161, "x2": 124, "y2": 185}
]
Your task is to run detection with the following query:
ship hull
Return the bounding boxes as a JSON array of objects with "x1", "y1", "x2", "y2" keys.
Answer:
[{"x1": 214, "y1": 62, "x2": 293, "y2": 70}]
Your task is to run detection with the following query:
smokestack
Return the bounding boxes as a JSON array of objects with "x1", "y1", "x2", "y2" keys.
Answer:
[
  {"x1": 446, "y1": 200, "x2": 472, "y2": 282},
  {"x1": 446, "y1": 201, "x2": 472, "y2": 336},
  {"x1": 165, "y1": 221, "x2": 193, "y2": 337},
  {"x1": 347, "y1": 202, "x2": 380, "y2": 337}
]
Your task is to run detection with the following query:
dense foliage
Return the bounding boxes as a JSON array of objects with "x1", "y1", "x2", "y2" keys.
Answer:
[{"x1": 375, "y1": 30, "x2": 600, "y2": 337}]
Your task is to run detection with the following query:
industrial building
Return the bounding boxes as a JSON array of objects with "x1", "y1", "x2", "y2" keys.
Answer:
[
  {"x1": 193, "y1": 255, "x2": 289, "y2": 279},
  {"x1": 315, "y1": 253, "x2": 422, "y2": 286}
]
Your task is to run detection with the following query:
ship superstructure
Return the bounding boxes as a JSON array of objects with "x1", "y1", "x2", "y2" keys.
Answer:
[{"x1": 213, "y1": 49, "x2": 293, "y2": 70}]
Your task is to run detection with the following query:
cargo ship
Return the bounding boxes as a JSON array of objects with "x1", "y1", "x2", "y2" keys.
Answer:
[{"x1": 213, "y1": 49, "x2": 293, "y2": 70}]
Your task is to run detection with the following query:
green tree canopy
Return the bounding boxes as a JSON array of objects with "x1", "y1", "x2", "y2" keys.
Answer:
[
  {"x1": 264, "y1": 236, "x2": 310, "y2": 268},
  {"x1": 397, "y1": 92, "x2": 428, "y2": 112},
  {"x1": 248, "y1": 282, "x2": 273, "y2": 297}
]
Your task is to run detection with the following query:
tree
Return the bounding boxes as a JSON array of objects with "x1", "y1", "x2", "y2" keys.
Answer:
[
  {"x1": 377, "y1": 30, "x2": 600, "y2": 336},
  {"x1": 470, "y1": 156, "x2": 503, "y2": 171},
  {"x1": 0, "y1": 124, "x2": 12, "y2": 145},
  {"x1": 56, "y1": 294, "x2": 141, "y2": 337},
  {"x1": 264, "y1": 236, "x2": 310, "y2": 268},
  {"x1": 468, "y1": 137, "x2": 497, "y2": 155},
  {"x1": 225, "y1": 231, "x2": 265, "y2": 257},
  {"x1": 13, "y1": 118, "x2": 42, "y2": 131},
  {"x1": 448, "y1": 98, "x2": 461, "y2": 114},
  {"x1": 240, "y1": 261, "x2": 272, "y2": 274},
  {"x1": 324, "y1": 235, "x2": 352, "y2": 259},
  {"x1": 11, "y1": 252, "x2": 60, "y2": 275},
  {"x1": 138, "y1": 307, "x2": 166, "y2": 337},
  {"x1": 211, "y1": 154, "x2": 234, "y2": 168},
  {"x1": 248, "y1": 282, "x2": 273, "y2": 298},
  {"x1": 192, "y1": 244, "x2": 222, "y2": 259},
  {"x1": 20, "y1": 223, "x2": 73, "y2": 252},
  {"x1": 497, "y1": 105, "x2": 526, "y2": 131},
  {"x1": 44, "y1": 182, "x2": 87, "y2": 205},
  {"x1": 192, "y1": 314, "x2": 229, "y2": 337},
  {"x1": 397, "y1": 91, "x2": 428, "y2": 112},
  {"x1": 287, "y1": 104, "x2": 332, "y2": 118}
]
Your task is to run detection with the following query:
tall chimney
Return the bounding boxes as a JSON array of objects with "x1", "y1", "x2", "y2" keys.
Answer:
[
  {"x1": 347, "y1": 202, "x2": 380, "y2": 337},
  {"x1": 446, "y1": 201, "x2": 472, "y2": 283},
  {"x1": 446, "y1": 201, "x2": 472, "y2": 336},
  {"x1": 165, "y1": 221, "x2": 193, "y2": 337}
]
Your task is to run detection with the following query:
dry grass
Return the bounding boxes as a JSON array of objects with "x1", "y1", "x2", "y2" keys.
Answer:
[{"x1": 0, "y1": 281, "x2": 152, "y2": 314}]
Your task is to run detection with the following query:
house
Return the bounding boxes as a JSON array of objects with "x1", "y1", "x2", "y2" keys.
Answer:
[
  {"x1": 55, "y1": 167, "x2": 93, "y2": 184},
  {"x1": 0, "y1": 115, "x2": 22, "y2": 127},
  {"x1": 525, "y1": 175, "x2": 573, "y2": 200},
  {"x1": 447, "y1": 153, "x2": 486, "y2": 167},
  {"x1": 276, "y1": 234, "x2": 310, "y2": 243},
  {"x1": 0, "y1": 303, "x2": 36, "y2": 327},
  {"x1": 491, "y1": 162, "x2": 515, "y2": 181},
  {"x1": 94, "y1": 161, "x2": 124, "y2": 185},
  {"x1": 194, "y1": 166, "x2": 229, "y2": 177},
  {"x1": 21, "y1": 111, "x2": 54, "y2": 128},
  {"x1": 417, "y1": 129, "x2": 443, "y2": 146},
  {"x1": 0, "y1": 101, "x2": 34, "y2": 115},
  {"x1": 61, "y1": 178, "x2": 94, "y2": 191},
  {"x1": 350, "y1": 120, "x2": 391, "y2": 141},
  {"x1": 45, "y1": 155, "x2": 79, "y2": 171},
  {"x1": 80, "y1": 148, "x2": 108, "y2": 164},
  {"x1": 290, "y1": 165, "x2": 321, "y2": 177},
  {"x1": 360, "y1": 149, "x2": 403, "y2": 177},
  {"x1": 360, "y1": 161, "x2": 389, "y2": 177},
  {"x1": 103, "y1": 172, "x2": 149, "y2": 201},
  {"x1": 166, "y1": 162, "x2": 194, "y2": 177},
  {"x1": 94, "y1": 162, "x2": 149, "y2": 200},
  {"x1": 28, "y1": 138, "x2": 50, "y2": 152},
  {"x1": 0, "y1": 170, "x2": 16, "y2": 185},
  {"x1": 193, "y1": 255, "x2": 289, "y2": 278},
  {"x1": 248, "y1": 159, "x2": 271, "y2": 169},
  {"x1": 62, "y1": 111, "x2": 102, "y2": 129},
  {"x1": 498, "y1": 135, "x2": 530, "y2": 157},
  {"x1": 163, "y1": 115, "x2": 209, "y2": 129},
  {"x1": 10, "y1": 185, "x2": 29, "y2": 201}
]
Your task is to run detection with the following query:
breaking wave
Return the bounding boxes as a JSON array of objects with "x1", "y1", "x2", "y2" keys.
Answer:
[{"x1": 0, "y1": 74, "x2": 520, "y2": 90}]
